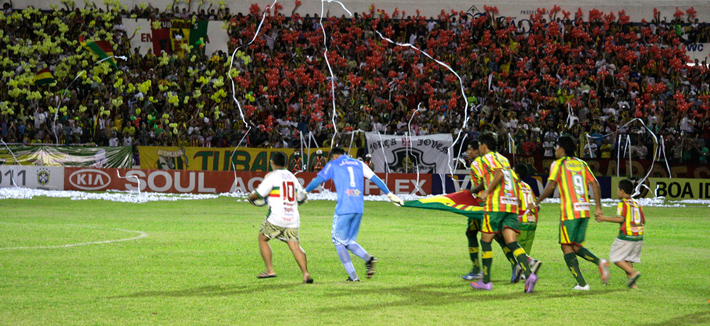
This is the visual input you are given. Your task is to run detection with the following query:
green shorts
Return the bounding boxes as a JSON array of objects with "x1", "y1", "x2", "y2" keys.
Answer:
[
  {"x1": 482, "y1": 211, "x2": 520, "y2": 234},
  {"x1": 466, "y1": 216, "x2": 481, "y2": 233},
  {"x1": 260, "y1": 219, "x2": 300, "y2": 242},
  {"x1": 518, "y1": 229, "x2": 536, "y2": 254},
  {"x1": 559, "y1": 218, "x2": 589, "y2": 245}
]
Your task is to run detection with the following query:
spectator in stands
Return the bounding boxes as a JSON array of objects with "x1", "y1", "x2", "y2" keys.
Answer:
[{"x1": 0, "y1": 2, "x2": 708, "y2": 168}]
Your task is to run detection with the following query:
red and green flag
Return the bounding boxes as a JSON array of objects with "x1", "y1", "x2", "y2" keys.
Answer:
[
  {"x1": 402, "y1": 190, "x2": 484, "y2": 219},
  {"x1": 150, "y1": 19, "x2": 209, "y2": 56},
  {"x1": 33, "y1": 68, "x2": 56, "y2": 85},
  {"x1": 79, "y1": 35, "x2": 118, "y2": 68}
]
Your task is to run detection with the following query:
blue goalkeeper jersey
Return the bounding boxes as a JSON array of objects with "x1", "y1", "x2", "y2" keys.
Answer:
[{"x1": 317, "y1": 155, "x2": 372, "y2": 215}]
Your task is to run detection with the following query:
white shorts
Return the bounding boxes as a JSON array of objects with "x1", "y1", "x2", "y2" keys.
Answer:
[{"x1": 609, "y1": 238, "x2": 643, "y2": 264}]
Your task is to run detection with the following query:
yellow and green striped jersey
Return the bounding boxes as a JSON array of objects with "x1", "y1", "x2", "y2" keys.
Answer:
[
  {"x1": 547, "y1": 156, "x2": 598, "y2": 220},
  {"x1": 617, "y1": 198, "x2": 645, "y2": 241},
  {"x1": 471, "y1": 152, "x2": 519, "y2": 213},
  {"x1": 518, "y1": 181, "x2": 538, "y2": 223}
]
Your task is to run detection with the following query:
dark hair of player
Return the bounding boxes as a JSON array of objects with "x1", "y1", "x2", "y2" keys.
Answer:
[
  {"x1": 618, "y1": 179, "x2": 634, "y2": 195},
  {"x1": 478, "y1": 131, "x2": 498, "y2": 151},
  {"x1": 557, "y1": 135, "x2": 577, "y2": 157},
  {"x1": 514, "y1": 163, "x2": 529, "y2": 180},
  {"x1": 331, "y1": 147, "x2": 346, "y2": 155},
  {"x1": 271, "y1": 152, "x2": 287, "y2": 167}
]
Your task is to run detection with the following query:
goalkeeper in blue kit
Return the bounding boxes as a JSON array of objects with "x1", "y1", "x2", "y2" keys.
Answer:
[{"x1": 303, "y1": 147, "x2": 403, "y2": 281}]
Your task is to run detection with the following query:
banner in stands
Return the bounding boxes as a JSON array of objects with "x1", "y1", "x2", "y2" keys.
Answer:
[
  {"x1": 0, "y1": 146, "x2": 132, "y2": 168},
  {"x1": 365, "y1": 133, "x2": 453, "y2": 174},
  {"x1": 612, "y1": 177, "x2": 710, "y2": 199},
  {"x1": 0, "y1": 166, "x2": 64, "y2": 190},
  {"x1": 62, "y1": 168, "x2": 430, "y2": 195},
  {"x1": 123, "y1": 19, "x2": 228, "y2": 56},
  {"x1": 137, "y1": 147, "x2": 357, "y2": 172},
  {"x1": 685, "y1": 43, "x2": 710, "y2": 64}
]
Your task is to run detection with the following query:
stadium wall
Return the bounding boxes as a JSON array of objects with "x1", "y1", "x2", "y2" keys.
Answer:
[
  {"x1": 4, "y1": 165, "x2": 710, "y2": 199},
  {"x1": 11, "y1": 0, "x2": 710, "y2": 22}
]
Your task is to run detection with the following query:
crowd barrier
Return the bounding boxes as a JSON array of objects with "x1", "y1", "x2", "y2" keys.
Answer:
[{"x1": 3, "y1": 165, "x2": 709, "y2": 199}]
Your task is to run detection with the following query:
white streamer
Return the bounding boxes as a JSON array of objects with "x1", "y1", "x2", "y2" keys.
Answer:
[
  {"x1": 626, "y1": 135, "x2": 632, "y2": 178},
  {"x1": 566, "y1": 103, "x2": 578, "y2": 128},
  {"x1": 319, "y1": 0, "x2": 353, "y2": 149},
  {"x1": 227, "y1": 0, "x2": 277, "y2": 126},
  {"x1": 376, "y1": 130, "x2": 390, "y2": 177},
  {"x1": 507, "y1": 133, "x2": 515, "y2": 163},
  {"x1": 616, "y1": 134, "x2": 622, "y2": 177},
  {"x1": 0, "y1": 139, "x2": 20, "y2": 187},
  {"x1": 615, "y1": 118, "x2": 666, "y2": 197},
  {"x1": 374, "y1": 30, "x2": 472, "y2": 181},
  {"x1": 407, "y1": 103, "x2": 424, "y2": 193},
  {"x1": 660, "y1": 137, "x2": 672, "y2": 177},
  {"x1": 116, "y1": 170, "x2": 142, "y2": 195},
  {"x1": 227, "y1": 0, "x2": 277, "y2": 181}
]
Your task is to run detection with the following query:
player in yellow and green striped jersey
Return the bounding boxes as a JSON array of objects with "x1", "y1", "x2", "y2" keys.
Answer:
[
  {"x1": 535, "y1": 135, "x2": 610, "y2": 290},
  {"x1": 469, "y1": 131, "x2": 538, "y2": 293},
  {"x1": 461, "y1": 140, "x2": 525, "y2": 282}
]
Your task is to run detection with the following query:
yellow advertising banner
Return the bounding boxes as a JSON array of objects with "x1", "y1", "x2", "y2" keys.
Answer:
[
  {"x1": 137, "y1": 146, "x2": 358, "y2": 171},
  {"x1": 611, "y1": 177, "x2": 710, "y2": 199}
]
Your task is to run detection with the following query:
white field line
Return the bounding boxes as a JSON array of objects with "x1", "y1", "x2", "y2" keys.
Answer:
[{"x1": 0, "y1": 224, "x2": 148, "y2": 250}]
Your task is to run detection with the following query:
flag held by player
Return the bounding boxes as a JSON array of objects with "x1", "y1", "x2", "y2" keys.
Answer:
[{"x1": 402, "y1": 190, "x2": 484, "y2": 219}]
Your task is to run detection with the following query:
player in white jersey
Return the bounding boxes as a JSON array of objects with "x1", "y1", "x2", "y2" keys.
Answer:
[{"x1": 248, "y1": 152, "x2": 312, "y2": 283}]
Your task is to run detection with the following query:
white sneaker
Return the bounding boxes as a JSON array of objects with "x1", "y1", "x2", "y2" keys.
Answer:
[{"x1": 572, "y1": 284, "x2": 590, "y2": 291}]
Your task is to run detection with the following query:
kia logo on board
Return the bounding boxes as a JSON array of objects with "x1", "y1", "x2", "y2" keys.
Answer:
[{"x1": 69, "y1": 169, "x2": 111, "y2": 190}]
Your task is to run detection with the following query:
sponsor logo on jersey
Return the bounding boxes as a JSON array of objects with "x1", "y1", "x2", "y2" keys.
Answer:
[
  {"x1": 564, "y1": 160, "x2": 584, "y2": 172},
  {"x1": 345, "y1": 189, "x2": 361, "y2": 196},
  {"x1": 573, "y1": 202, "x2": 590, "y2": 211}
]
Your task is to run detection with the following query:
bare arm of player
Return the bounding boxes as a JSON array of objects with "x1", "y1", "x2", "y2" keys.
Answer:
[
  {"x1": 595, "y1": 214, "x2": 624, "y2": 223},
  {"x1": 534, "y1": 180, "x2": 558, "y2": 208},
  {"x1": 590, "y1": 179, "x2": 603, "y2": 218},
  {"x1": 470, "y1": 182, "x2": 485, "y2": 195}
]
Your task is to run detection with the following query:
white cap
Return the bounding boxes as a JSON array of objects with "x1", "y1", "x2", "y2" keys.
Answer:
[
  {"x1": 316, "y1": 150, "x2": 322, "y2": 155},
  {"x1": 366, "y1": 154, "x2": 371, "y2": 158}
]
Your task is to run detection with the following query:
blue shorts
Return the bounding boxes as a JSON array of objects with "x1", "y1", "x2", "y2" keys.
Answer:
[{"x1": 332, "y1": 213, "x2": 363, "y2": 245}]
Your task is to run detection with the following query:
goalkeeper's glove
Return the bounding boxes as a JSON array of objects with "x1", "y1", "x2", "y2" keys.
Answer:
[{"x1": 387, "y1": 192, "x2": 404, "y2": 206}]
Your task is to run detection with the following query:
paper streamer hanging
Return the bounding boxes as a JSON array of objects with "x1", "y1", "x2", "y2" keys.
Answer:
[
  {"x1": 374, "y1": 30, "x2": 472, "y2": 179},
  {"x1": 226, "y1": 0, "x2": 278, "y2": 179},
  {"x1": 319, "y1": 0, "x2": 353, "y2": 148}
]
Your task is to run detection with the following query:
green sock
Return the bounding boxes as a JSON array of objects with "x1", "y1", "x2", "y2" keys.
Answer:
[
  {"x1": 466, "y1": 231, "x2": 480, "y2": 274},
  {"x1": 495, "y1": 236, "x2": 517, "y2": 270},
  {"x1": 575, "y1": 247, "x2": 600, "y2": 265},
  {"x1": 564, "y1": 252, "x2": 587, "y2": 286},
  {"x1": 480, "y1": 241, "x2": 493, "y2": 283},
  {"x1": 507, "y1": 242, "x2": 531, "y2": 278}
]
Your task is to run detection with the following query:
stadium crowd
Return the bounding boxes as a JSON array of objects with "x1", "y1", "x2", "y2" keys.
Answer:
[{"x1": 1, "y1": 1, "x2": 709, "y2": 164}]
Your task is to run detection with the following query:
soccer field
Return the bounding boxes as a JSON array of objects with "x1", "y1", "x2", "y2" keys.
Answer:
[{"x1": 1, "y1": 196, "x2": 709, "y2": 325}]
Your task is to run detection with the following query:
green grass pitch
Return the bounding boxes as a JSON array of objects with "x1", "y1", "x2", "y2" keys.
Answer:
[{"x1": 1, "y1": 197, "x2": 709, "y2": 325}]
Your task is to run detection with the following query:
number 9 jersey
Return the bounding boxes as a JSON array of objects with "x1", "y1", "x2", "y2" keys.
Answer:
[
  {"x1": 547, "y1": 157, "x2": 598, "y2": 220},
  {"x1": 254, "y1": 169, "x2": 305, "y2": 228}
]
